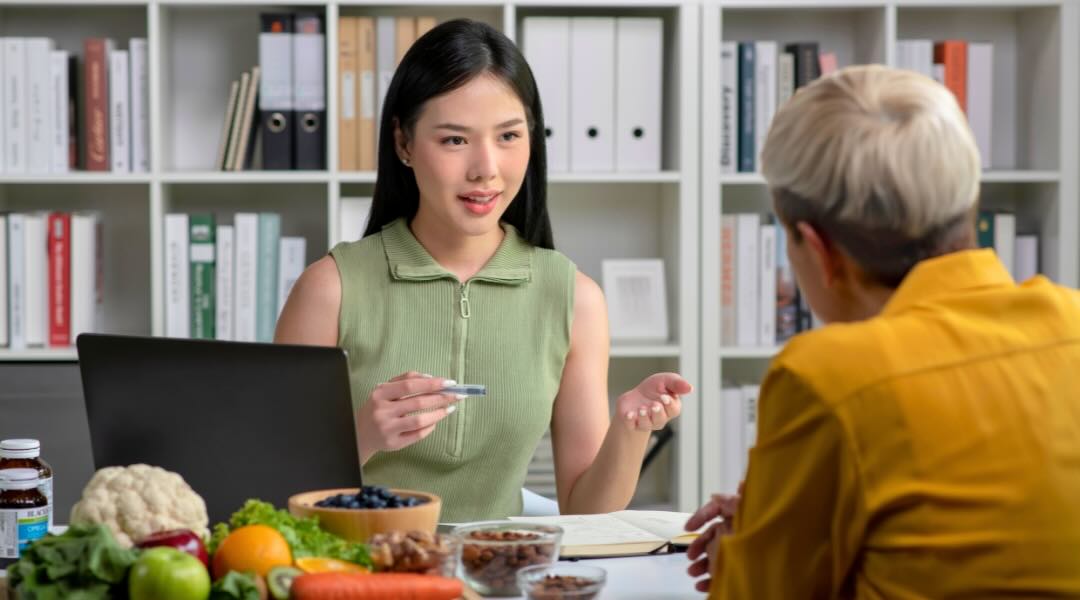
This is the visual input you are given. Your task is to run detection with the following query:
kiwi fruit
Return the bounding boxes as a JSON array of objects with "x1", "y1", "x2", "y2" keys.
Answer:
[{"x1": 267, "y1": 565, "x2": 303, "y2": 600}]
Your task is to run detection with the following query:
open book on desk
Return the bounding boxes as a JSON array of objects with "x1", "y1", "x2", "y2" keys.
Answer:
[{"x1": 508, "y1": 510, "x2": 705, "y2": 558}]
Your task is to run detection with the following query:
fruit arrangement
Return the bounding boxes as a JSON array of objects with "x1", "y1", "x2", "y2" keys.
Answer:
[
  {"x1": 4, "y1": 467, "x2": 463, "y2": 600},
  {"x1": 315, "y1": 486, "x2": 427, "y2": 509}
]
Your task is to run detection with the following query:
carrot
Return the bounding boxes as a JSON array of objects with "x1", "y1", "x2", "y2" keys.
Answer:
[{"x1": 290, "y1": 572, "x2": 465, "y2": 600}]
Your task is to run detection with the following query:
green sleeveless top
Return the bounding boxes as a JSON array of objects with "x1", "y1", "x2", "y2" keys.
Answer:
[{"x1": 329, "y1": 218, "x2": 576, "y2": 522}]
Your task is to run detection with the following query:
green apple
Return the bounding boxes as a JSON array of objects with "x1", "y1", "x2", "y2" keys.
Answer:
[{"x1": 129, "y1": 546, "x2": 212, "y2": 600}]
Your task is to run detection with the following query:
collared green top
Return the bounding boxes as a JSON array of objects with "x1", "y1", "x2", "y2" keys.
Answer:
[{"x1": 329, "y1": 218, "x2": 576, "y2": 521}]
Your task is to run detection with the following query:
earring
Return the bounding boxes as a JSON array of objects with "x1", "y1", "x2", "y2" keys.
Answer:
[{"x1": 401, "y1": 158, "x2": 411, "y2": 167}]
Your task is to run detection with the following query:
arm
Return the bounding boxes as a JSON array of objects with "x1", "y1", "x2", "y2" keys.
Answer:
[
  {"x1": 709, "y1": 367, "x2": 866, "y2": 599},
  {"x1": 551, "y1": 272, "x2": 686, "y2": 514},
  {"x1": 274, "y1": 255, "x2": 341, "y2": 346}
]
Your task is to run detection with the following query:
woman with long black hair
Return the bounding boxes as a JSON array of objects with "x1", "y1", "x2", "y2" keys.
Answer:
[{"x1": 276, "y1": 19, "x2": 690, "y2": 522}]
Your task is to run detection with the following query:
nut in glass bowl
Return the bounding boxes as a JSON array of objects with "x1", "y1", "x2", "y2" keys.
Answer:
[
  {"x1": 452, "y1": 521, "x2": 563, "y2": 597},
  {"x1": 516, "y1": 564, "x2": 607, "y2": 600},
  {"x1": 368, "y1": 530, "x2": 459, "y2": 577}
]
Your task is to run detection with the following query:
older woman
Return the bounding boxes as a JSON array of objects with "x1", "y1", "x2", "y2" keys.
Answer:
[{"x1": 687, "y1": 65, "x2": 1080, "y2": 598}]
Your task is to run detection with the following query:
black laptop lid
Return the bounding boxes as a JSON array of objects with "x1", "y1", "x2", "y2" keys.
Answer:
[{"x1": 76, "y1": 334, "x2": 362, "y2": 524}]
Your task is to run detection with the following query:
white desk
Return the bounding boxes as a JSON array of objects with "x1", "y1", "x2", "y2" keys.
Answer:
[{"x1": 516, "y1": 554, "x2": 706, "y2": 600}]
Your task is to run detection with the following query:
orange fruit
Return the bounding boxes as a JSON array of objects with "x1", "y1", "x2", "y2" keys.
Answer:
[
  {"x1": 212, "y1": 524, "x2": 293, "y2": 580},
  {"x1": 295, "y1": 557, "x2": 370, "y2": 574}
]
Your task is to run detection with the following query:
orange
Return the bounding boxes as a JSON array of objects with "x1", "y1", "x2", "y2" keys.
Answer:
[
  {"x1": 211, "y1": 524, "x2": 293, "y2": 580},
  {"x1": 295, "y1": 557, "x2": 370, "y2": 574}
]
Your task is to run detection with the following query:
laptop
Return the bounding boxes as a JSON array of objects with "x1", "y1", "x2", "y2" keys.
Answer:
[{"x1": 76, "y1": 334, "x2": 362, "y2": 524}]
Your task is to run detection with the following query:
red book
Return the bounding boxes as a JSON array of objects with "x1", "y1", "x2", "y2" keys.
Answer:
[
  {"x1": 934, "y1": 40, "x2": 968, "y2": 113},
  {"x1": 48, "y1": 212, "x2": 71, "y2": 347},
  {"x1": 84, "y1": 38, "x2": 112, "y2": 171}
]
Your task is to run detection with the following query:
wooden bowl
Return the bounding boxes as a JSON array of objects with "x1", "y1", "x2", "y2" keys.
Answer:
[{"x1": 287, "y1": 488, "x2": 442, "y2": 543}]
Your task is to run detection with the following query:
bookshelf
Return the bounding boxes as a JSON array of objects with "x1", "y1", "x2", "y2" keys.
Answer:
[
  {"x1": 2, "y1": 0, "x2": 1076, "y2": 512},
  {"x1": 0, "y1": 0, "x2": 701, "y2": 512},
  {"x1": 700, "y1": 0, "x2": 1079, "y2": 502}
]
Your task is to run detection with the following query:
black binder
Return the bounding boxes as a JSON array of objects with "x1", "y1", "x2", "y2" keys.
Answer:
[
  {"x1": 259, "y1": 13, "x2": 294, "y2": 170},
  {"x1": 293, "y1": 13, "x2": 326, "y2": 170}
]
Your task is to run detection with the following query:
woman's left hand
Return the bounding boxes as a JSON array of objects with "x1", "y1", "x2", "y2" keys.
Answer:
[{"x1": 617, "y1": 372, "x2": 691, "y2": 431}]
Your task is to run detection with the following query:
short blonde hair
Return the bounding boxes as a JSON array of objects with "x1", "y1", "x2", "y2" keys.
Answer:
[{"x1": 761, "y1": 65, "x2": 981, "y2": 285}]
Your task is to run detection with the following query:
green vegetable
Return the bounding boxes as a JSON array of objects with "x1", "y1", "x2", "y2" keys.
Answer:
[
  {"x1": 208, "y1": 500, "x2": 372, "y2": 569},
  {"x1": 209, "y1": 571, "x2": 262, "y2": 600},
  {"x1": 7, "y1": 523, "x2": 139, "y2": 600}
]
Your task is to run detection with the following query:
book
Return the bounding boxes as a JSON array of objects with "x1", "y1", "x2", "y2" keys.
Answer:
[
  {"x1": 130, "y1": 38, "x2": 150, "y2": 172},
  {"x1": 27, "y1": 38, "x2": 55, "y2": 175},
  {"x1": 190, "y1": 214, "x2": 216, "y2": 340},
  {"x1": 215, "y1": 79, "x2": 241, "y2": 171},
  {"x1": 24, "y1": 213, "x2": 48, "y2": 348},
  {"x1": 8, "y1": 215, "x2": 26, "y2": 349},
  {"x1": 1015, "y1": 235, "x2": 1038, "y2": 282},
  {"x1": 967, "y1": 42, "x2": 993, "y2": 169},
  {"x1": 232, "y1": 66, "x2": 261, "y2": 171},
  {"x1": 934, "y1": 40, "x2": 967, "y2": 113},
  {"x1": 225, "y1": 71, "x2": 251, "y2": 171},
  {"x1": 164, "y1": 213, "x2": 190, "y2": 338},
  {"x1": 49, "y1": 50, "x2": 70, "y2": 174},
  {"x1": 256, "y1": 212, "x2": 281, "y2": 342},
  {"x1": 753, "y1": 41, "x2": 776, "y2": 169},
  {"x1": 277, "y1": 236, "x2": 306, "y2": 317},
  {"x1": 357, "y1": 17, "x2": 376, "y2": 170},
  {"x1": 339, "y1": 196, "x2": 372, "y2": 242},
  {"x1": 215, "y1": 224, "x2": 235, "y2": 341},
  {"x1": 777, "y1": 51, "x2": 794, "y2": 108},
  {"x1": 736, "y1": 42, "x2": 755, "y2": 172},
  {"x1": 0, "y1": 215, "x2": 6, "y2": 347},
  {"x1": 70, "y1": 212, "x2": 102, "y2": 340},
  {"x1": 233, "y1": 213, "x2": 259, "y2": 342},
  {"x1": 5, "y1": 39, "x2": 28, "y2": 173},
  {"x1": 719, "y1": 215, "x2": 736, "y2": 346},
  {"x1": 108, "y1": 49, "x2": 130, "y2": 173},
  {"x1": 785, "y1": 42, "x2": 820, "y2": 88},
  {"x1": 719, "y1": 41, "x2": 737, "y2": 173},
  {"x1": 47, "y1": 212, "x2": 71, "y2": 347},
  {"x1": 508, "y1": 511, "x2": 702, "y2": 558},
  {"x1": 84, "y1": 38, "x2": 114, "y2": 171},
  {"x1": 395, "y1": 17, "x2": 416, "y2": 65},
  {"x1": 338, "y1": 16, "x2": 359, "y2": 171}
]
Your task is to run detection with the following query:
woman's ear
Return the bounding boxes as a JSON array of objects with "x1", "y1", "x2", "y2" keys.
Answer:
[
  {"x1": 393, "y1": 118, "x2": 412, "y2": 166},
  {"x1": 795, "y1": 221, "x2": 845, "y2": 288}
]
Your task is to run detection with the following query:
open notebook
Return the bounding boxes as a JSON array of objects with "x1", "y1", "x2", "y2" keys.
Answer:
[{"x1": 508, "y1": 511, "x2": 706, "y2": 558}]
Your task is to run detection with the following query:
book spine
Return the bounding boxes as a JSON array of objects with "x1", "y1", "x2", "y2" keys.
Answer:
[
  {"x1": 720, "y1": 215, "x2": 736, "y2": 347},
  {"x1": 164, "y1": 213, "x2": 190, "y2": 338},
  {"x1": 189, "y1": 214, "x2": 216, "y2": 339},
  {"x1": 934, "y1": 40, "x2": 967, "y2": 113},
  {"x1": 976, "y1": 210, "x2": 994, "y2": 249},
  {"x1": 69, "y1": 213, "x2": 96, "y2": 339},
  {"x1": 777, "y1": 52, "x2": 795, "y2": 108},
  {"x1": 8, "y1": 215, "x2": 25, "y2": 350},
  {"x1": 49, "y1": 51, "x2": 69, "y2": 174},
  {"x1": 215, "y1": 225, "x2": 235, "y2": 341},
  {"x1": 737, "y1": 42, "x2": 755, "y2": 172},
  {"x1": 0, "y1": 215, "x2": 7, "y2": 347},
  {"x1": 27, "y1": 39, "x2": 54, "y2": 175},
  {"x1": 719, "y1": 41, "x2": 736, "y2": 174},
  {"x1": 5, "y1": 38, "x2": 28, "y2": 174},
  {"x1": 84, "y1": 38, "x2": 111, "y2": 171},
  {"x1": 23, "y1": 214, "x2": 47, "y2": 348},
  {"x1": 758, "y1": 224, "x2": 776, "y2": 348},
  {"x1": 67, "y1": 54, "x2": 78, "y2": 169},
  {"x1": 357, "y1": 18, "x2": 377, "y2": 170},
  {"x1": 754, "y1": 41, "x2": 776, "y2": 170},
  {"x1": 47, "y1": 212, "x2": 71, "y2": 347},
  {"x1": 776, "y1": 225, "x2": 798, "y2": 342},
  {"x1": 338, "y1": 16, "x2": 359, "y2": 171},
  {"x1": 256, "y1": 213, "x2": 281, "y2": 342},
  {"x1": 735, "y1": 213, "x2": 760, "y2": 347},
  {"x1": 130, "y1": 38, "x2": 150, "y2": 172},
  {"x1": 233, "y1": 213, "x2": 259, "y2": 342},
  {"x1": 277, "y1": 236, "x2": 306, "y2": 317},
  {"x1": 108, "y1": 50, "x2": 129, "y2": 173}
]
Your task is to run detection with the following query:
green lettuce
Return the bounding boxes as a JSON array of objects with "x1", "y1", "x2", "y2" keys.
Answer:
[
  {"x1": 208, "y1": 499, "x2": 371, "y2": 569},
  {"x1": 7, "y1": 523, "x2": 138, "y2": 600}
]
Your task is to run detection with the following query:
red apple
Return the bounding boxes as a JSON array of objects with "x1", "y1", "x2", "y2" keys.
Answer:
[{"x1": 136, "y1": 529, "x2": 210, "y2": 568}]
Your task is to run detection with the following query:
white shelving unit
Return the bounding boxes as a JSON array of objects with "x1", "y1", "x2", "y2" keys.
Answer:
[
  {"x1": 699, "y1": 0, "x2": 1079, "y2": 502},
  {"x1": 0, "y1": 0, "x2": 701, "y2": 512}
]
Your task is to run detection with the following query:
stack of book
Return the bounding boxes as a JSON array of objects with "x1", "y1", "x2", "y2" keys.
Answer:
[
  {"x1": 720, "y1": 41, "x2": 835, "y2": 173},
  {"x1": 0, "y1": 212, "x2": 104, "y2": 349},
  {"x1": 0, "y1": 36, "x2": 149, "y2": 174},
  {"x1": 164, "y1": 213, "x2": 307, "y2": 343}
]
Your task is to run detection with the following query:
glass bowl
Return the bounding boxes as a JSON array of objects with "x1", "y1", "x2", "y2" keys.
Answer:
[
  {"x1": 517, "y1": 564, "x2": 607, "y2": 599},
  {"x1": 452, "y1": 521, "x2": 563, "y2": 597}
]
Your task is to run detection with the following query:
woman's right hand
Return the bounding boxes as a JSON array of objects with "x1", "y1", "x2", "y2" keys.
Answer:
[{"x1": 356, "y1": 372, "x2": 461, "y2": 464}]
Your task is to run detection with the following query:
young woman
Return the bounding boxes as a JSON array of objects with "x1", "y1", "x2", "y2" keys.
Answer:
[{"x1": 276, "y1": 19, "x2": 690, "y2": 522}]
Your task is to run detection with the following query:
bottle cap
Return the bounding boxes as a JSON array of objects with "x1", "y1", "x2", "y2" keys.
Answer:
[
  {"x1": 0, "y1": 468, "x2": 40, "y2": 491},
  {"x1": 0, "y1": 439, "x2": 41, "y2": 459}
]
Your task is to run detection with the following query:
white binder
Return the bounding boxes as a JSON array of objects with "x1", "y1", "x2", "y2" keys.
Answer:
[
  {"x1": 375, "y1": 16, "x2": 396, "y2": 146},
  {"x1": 522, "y1": 17, "x2": 570, "y2": 173},
  {"x1": 615, "y1": 18, "x2": 662, "y2": 172},
  {"x1": 569, "y1": 17, "x2": 615, "y2": 172}
]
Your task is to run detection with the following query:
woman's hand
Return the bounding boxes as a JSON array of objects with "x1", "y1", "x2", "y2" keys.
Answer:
[
  {"x1": 615, "y1": 372, "x2": 691, "y2": 432},
  {"x1": 356, "y1": 372, "x2": 461, "y2": 463},
  {"x1": 685, "y1": 490, "x2": 741, "y2": 593}
]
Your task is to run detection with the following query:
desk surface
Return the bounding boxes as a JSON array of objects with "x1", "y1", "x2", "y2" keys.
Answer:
[{"x1": 539, "y1": 554, "x2": 705, "y2": 600}]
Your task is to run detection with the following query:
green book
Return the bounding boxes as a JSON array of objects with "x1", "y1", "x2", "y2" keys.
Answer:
[
  {"x1": 256, "y1": 212, "x2": 281, "y2": 343},
  {"x1": 189, "y1": 214, "x2": 216, "y2": 339},
  {"x1": 976, "y1": 210, "x2": 994, "y2": 249}
]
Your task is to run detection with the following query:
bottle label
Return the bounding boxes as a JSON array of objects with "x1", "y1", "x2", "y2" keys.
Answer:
[
  {"x1": 0, "y1": 507, "x2": 48, "y2": 559},
  {"x1": 39, "y1": 475, "x2": 53, "y2": 530}
]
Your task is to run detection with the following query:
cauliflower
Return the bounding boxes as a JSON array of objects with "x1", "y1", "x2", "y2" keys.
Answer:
[{"x1": 69, "y1": 464, "x2": 209, "y2": 548}]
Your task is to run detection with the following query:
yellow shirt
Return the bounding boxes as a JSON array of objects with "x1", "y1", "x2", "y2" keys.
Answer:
[{"x1": 711, "y1": 249, "x2": 1080, "y2": 599}]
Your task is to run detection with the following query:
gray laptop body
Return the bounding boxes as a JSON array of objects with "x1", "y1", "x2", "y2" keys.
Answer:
[{"x1": 76, "y1": 334, "x2": 362, "y2": 524}]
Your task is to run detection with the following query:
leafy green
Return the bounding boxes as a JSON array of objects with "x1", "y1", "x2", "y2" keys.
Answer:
[
  {"x1": 209, "y1": 499, "x2": 372, "y2": 569},
  {"x1": 8, "y1": 523, "x2": 139, "y2": 600},
  {"x1": 209, "y1": 570, "x2": 262, "y2": 600}
]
